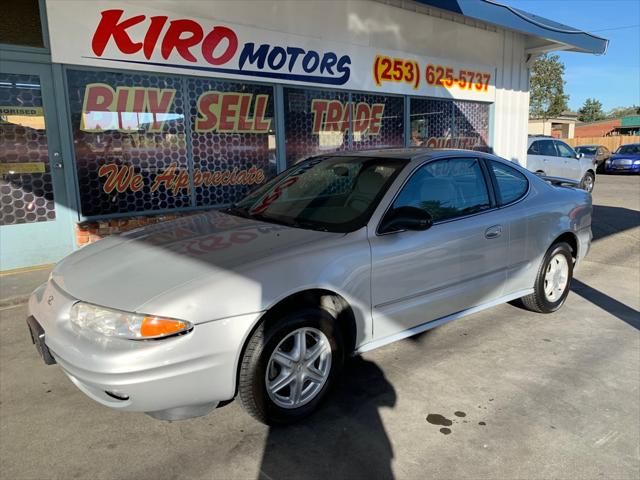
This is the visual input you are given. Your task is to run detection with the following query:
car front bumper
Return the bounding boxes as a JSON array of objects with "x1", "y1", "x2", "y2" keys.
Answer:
[
  {"x1": 604, "y1": 162, "x2": 640, "y2": 173},
  {"x1": 27, "y1": 280, "x2": 262, "y2": 420}
]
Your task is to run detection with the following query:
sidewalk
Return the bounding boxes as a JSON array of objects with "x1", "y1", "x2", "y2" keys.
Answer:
[{"x1": 0, "y1": 265, "x2": 53, "y2": 308}]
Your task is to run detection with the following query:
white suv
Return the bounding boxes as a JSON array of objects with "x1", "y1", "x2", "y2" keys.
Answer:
[{"x1": 527, "y1": 136, "x2": 596, "y2": 192}]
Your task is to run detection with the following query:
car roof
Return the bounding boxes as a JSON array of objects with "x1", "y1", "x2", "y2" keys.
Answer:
[{"x1": 322, "y1": 147, "x2": 493, "y2": 161}]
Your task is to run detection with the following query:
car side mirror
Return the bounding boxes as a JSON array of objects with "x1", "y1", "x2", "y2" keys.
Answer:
[
  {"x1": 576, "y1": 152, "x2": 584, "y2": 159},
  {"x1": 379, "y1": 206, "x2": 433, "y2": 234}
]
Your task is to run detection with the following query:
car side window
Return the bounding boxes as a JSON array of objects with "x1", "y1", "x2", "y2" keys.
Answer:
[
  {"x1": 392, "y1": 158, "x2": 491, "y2": 223},
  {"x1": 539, "y1": 140, "x2": 558, "y2": 157},
  {"x1": 489, "y1": 161, "x2": 528, "y2": 205},
  {"x1": 555, "y1": 141, "x2": 576, "y2": 159},
  {"x1": 527, "y1": 141, "x2": 540, "y2": 155}
]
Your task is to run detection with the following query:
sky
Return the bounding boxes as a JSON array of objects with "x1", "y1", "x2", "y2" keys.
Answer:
[{"x1": 501, "y1": 0, "x2": 640, "y2": 113}]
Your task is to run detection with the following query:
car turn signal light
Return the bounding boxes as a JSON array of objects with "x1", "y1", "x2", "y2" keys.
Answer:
[{"x1": 140, "y1": 316, "x2": 191, "y2": 338}]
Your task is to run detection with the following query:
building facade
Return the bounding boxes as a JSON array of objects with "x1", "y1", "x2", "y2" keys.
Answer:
[{"x1": 0, "y1": 0, "x2": 608, "y2": 270}]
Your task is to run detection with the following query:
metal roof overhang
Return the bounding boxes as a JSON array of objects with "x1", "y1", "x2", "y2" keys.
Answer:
[{"x1": 415, "y1": 0, "x2": 609, "y2": 55}]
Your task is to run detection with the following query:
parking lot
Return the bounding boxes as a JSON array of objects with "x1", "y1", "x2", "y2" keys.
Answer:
[{"x1": 1, "y1": 174, "x2": 638, "y2": 480}]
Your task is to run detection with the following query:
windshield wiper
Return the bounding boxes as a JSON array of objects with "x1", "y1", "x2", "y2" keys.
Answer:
[{"x1": 223, "y1": 205, "x2": 251, "y2": 218}]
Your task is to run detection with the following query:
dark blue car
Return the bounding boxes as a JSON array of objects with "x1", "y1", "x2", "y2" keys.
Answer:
[{"x1": 605, "y1": 143, "x2": 640, "y2": 173}]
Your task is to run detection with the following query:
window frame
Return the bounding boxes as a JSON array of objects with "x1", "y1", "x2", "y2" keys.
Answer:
[
  {"x1": 554, "y1": 140, "x2": 577, "y2": 159},
  {"x1": 375, "y1": 154, "x2": 498, "y2": 235},
  {"x1": 485, "y1": 159, "x2": 531, "y2": 207}
]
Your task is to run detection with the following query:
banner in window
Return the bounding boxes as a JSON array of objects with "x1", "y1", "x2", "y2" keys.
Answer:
[
  {"x1": 67, "y1": 69, "x2": 275, "y2": 217},
  {"x1": 410, "y1": 98, "x2": 490, "y2": 152}
]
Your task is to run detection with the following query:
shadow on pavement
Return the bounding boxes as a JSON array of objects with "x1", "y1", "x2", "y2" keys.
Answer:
[
  {"x1": 591, "y1": 205, "x2": 640, "y2": 241},
  {"x1": 259, "y1": 356, "x2": 396, "y2": 480},
  {"x1": 571, "y1": 278, "x2": 640, "y2": 331}
]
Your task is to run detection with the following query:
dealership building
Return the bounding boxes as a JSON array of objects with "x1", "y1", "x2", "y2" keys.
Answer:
[{"x1": 0, "y1": 0, "x2": 607, "y2": 270}]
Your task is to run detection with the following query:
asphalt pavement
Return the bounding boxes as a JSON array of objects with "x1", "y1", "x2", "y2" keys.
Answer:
[{"x1": 1, "y1": 174, "x2": 639, "y2": 480}]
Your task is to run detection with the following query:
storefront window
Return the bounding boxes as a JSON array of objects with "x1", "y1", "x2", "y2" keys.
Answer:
[
  {"x1": 283, "y1": 88, "x2": 350, "y2": 166},
  {"x1": 186, "y1": 79, "x2": 276, "y2": 207},
  {"x1": 0, "y1": 1, "x2": 44, "y2": 48},
  {"x1": 350, "y1": 93, "x2": 404, "y2": 150},
  {"x1": 67, "y1": 69, "x2": 190, "y2": 217},
  {"x1": 0, "y1": 74, "x2": 54, "y2": 225},
  {"x1": 410, "y1": 98, "x2": 490, "y2": 151}
]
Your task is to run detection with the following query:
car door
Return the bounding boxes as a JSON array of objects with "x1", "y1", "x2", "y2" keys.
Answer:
[
  {"x1": 554, "y1": 141, "x2": 581, "y2": 180},
  {"x1": 368, "y1": 156, "x2": 509, "y2": 340},
  {"x1": 528, "y1": 140, "x2": 560, "y2": 176}
]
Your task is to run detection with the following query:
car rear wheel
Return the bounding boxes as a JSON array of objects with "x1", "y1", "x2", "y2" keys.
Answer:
[
  {"x1": 521, "y1": 242, "x2": 574, "y2": 313},
  {"x1": 580, "y1": 172, "x2": 595, "y2": 192},
  {"x1": 238, "y1": 307, "x2": 343, "y2": 425}
]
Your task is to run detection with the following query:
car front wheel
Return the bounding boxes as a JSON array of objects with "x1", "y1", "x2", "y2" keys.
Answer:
[
  {"x1": 238, "y1": 307, "x2": 343, "y2": 425},
  {"x1": 580, "y1": 172, "x2": 595, "y2": 192},
  {"x1": 521, "y1": 242, "x2": 574, "y2": 313}
]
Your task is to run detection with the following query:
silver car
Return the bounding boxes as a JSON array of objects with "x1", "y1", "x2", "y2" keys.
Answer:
[
  {"x1": 27, "y1": 149, "x2": 592, "y2": 424},
  {"x1": 527, "y1": 137, "x2": 596, "y2": 192}
]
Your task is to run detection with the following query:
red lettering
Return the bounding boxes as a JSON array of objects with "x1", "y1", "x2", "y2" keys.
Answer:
[
  {"x1": 237, "y1": 95, "x2": 252, "y2": 131},
  {"x1": 146, "y1": 89, "x2": 176, "y2": 130},
  {"x1": 311, "y1": 100, "x2": 328, "y2": 133},
  {"x1": 161, "y1": 19, "x2": 204, "y2": 62},
  {"x1": 219, "y1": 94, "x2": 239, "y2": 131},
  {"x1": 151, "y1": 163, "x2": 177, "y2": 192},
  {"x1": 196, "y1": 92, "x2": 219, "y2": 131},
  {"x1": 201, "y1": 26, "x2": 238, "y2": 65},
  {"x1": 369, "y1": 104, "x2": 384, "y2": 134},
  {"x1": 253, "y1": 95, "x2": 271, "y2": 132},
  {"x1": 144, "y1": 16, "x2": 168, "y2": 59},
  {"x1": 354, "y1": 103, "x2": 370, "y2": 132},
  {"x1": 98, "y1": 164, "x2": 142, "y2": 193},
  {"x1": 84, "y1": 84, "x2": 113, "y2": 112},
  {"x1": 92, "y1": 9, "x2": 145, "y2": 56},
  {"x1": 325, "y1": 101, "x2": 342, "y2": 132}
]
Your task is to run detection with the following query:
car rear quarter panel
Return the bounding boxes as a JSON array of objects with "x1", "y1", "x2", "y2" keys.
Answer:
[{"x1": 506, "y1": 177, "x2": 592, "y2": 292}]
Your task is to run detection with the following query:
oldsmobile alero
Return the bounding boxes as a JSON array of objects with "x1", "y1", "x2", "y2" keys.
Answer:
[{"x1": 27, "y1": 148, "x2": 592, "y2": 424}]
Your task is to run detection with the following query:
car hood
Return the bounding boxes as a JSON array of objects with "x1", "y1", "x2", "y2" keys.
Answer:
[{"x1": 52, "y1": 211, "x2": 340, "y2": 313}]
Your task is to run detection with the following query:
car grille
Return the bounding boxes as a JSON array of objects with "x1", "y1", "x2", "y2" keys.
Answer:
[{"x1": 613, "y1": 159, "x2": 633, "y2": 166}]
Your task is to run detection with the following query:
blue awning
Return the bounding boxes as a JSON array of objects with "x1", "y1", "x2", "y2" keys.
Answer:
[{"x1": 416, "y1": 0, "x2": 608, "y2": 55}]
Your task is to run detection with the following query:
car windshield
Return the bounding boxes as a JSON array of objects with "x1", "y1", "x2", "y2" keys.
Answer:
[
  {"x1": 615, "y1": 145, "x2": 640, "y2": 155},
  {"x1": 576, "y1": 146, "x2": 597, "y2": 155},
  {"x1": 227, "y1": 156, "x2": 406, "y2": 233}
]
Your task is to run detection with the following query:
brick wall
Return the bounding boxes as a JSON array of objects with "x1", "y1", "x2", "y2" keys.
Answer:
[
  {"x1": 75, "y1": 211, "x2": 201, "y2": 246},
  {"x1": 574, "y1": 119, "x2": 621, "y2": 137}
]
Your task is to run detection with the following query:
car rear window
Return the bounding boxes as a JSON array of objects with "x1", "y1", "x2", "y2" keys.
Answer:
[{"x1": 489, "y1": 161, "x2": 528, "y2": 205}]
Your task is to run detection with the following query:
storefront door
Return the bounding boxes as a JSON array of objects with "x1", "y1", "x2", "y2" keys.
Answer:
[{"x1": 0, "y1": 61, "x2": 75, "y2": 271}]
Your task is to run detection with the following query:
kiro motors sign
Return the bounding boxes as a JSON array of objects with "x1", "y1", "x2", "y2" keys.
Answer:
[
  {"x1": 90, "y1": 9, "x2": 352, "y2": 86},
  {"x1": 46, "y1": 0, "x2": 496, "y2": 101}
]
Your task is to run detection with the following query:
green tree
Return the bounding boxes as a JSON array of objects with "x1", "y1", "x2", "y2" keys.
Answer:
[
  {"x1": 529, "y1": 54, "x2": 569, "y2": 120},
  {"x1": 578, "y1": 98, "x2": 605, "y2": 122},
  {"x1": 606, "y1": 105, "x2": 640, "y2": 118}
]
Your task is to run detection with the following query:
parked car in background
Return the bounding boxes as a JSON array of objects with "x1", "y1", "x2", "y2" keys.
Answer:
[
  {"x1": 27, "y1": 148, "x2": 592, "y2": 425},
  {"x1": 527, "y1": 136, "x2": 596, "y2": 192},
  {"x1": 575, "y1": 144, "x2": 611, "y2": 173},
  {"x1": 604, "y1": 143, "x2": 640, "y2": 174}
]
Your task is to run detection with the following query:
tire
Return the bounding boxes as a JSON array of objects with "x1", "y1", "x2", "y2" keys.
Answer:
[
  {"x1": 521, "y1": 242, "x2": 574, "y2": 314},
  {"x1": 238, "y1": 307, "x2": 344, "y2": 425},
  {"x1": 580, "y1": 172, "x2": 595, "y2": 192}
]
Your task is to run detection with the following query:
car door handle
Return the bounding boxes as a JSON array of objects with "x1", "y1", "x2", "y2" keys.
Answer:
[{"x1": 485, "y1": 225, "x2": 502, "y2": 239}]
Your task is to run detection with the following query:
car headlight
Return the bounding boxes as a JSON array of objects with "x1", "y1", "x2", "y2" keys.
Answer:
[
  {"x1": 634, "y1": 160, "x2": 640, "y2": 165},
  {"x1": 70, "y1": 302, "x2": 192, "y2": 340}
]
